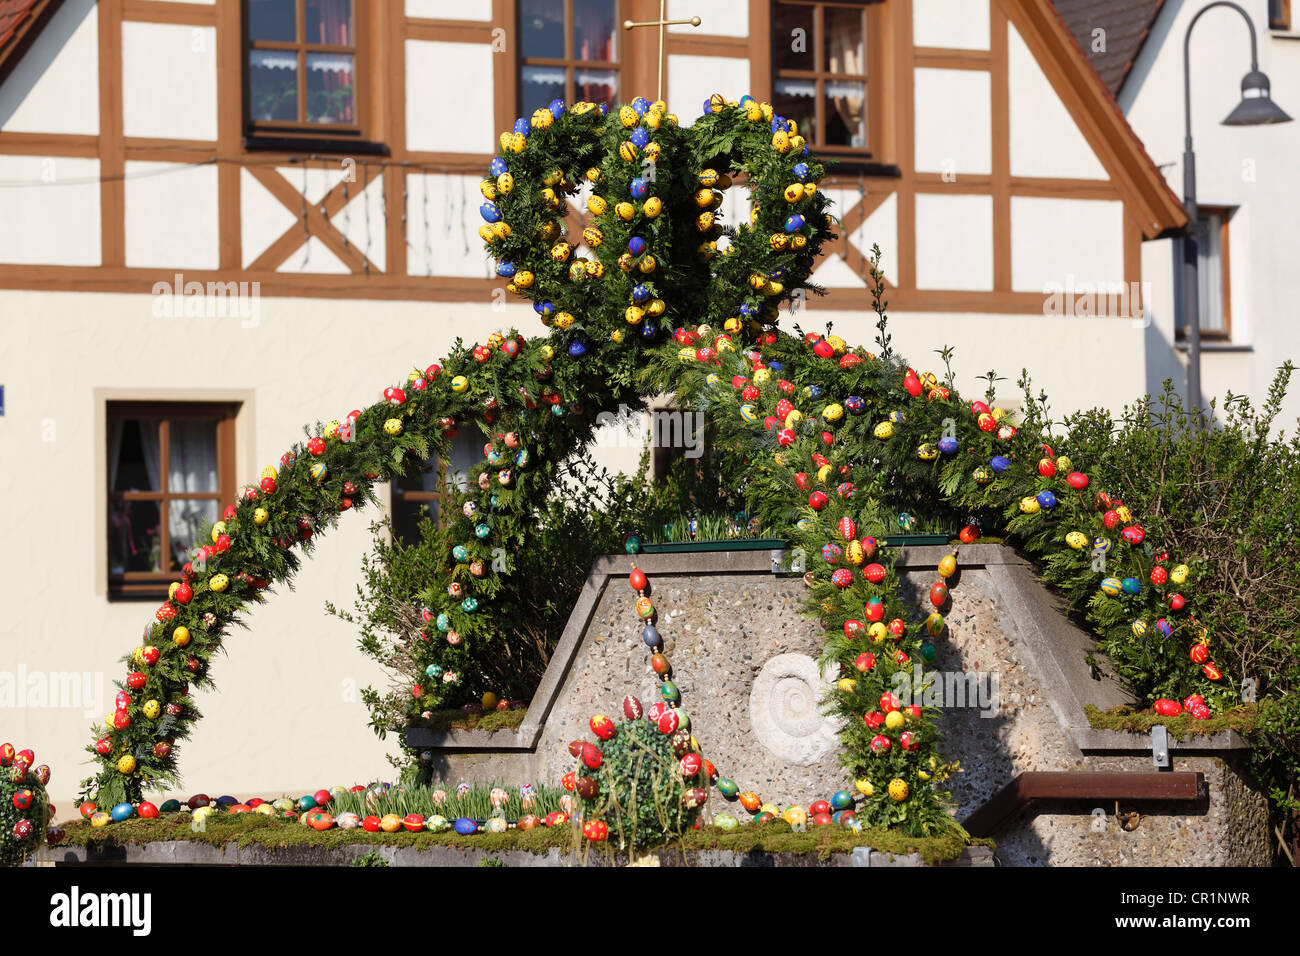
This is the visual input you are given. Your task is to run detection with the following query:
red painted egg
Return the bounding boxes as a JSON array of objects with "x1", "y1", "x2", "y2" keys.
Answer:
[
  {"x1": 869, "y1": 734, "x2": 891, "y2": 753},
  {"x1": 589, "y1": 714, "x2": 616, "y2": 741},
  {"x1": 575, "y1": 776, "x2": 599, "y2": 799},
  {"x1": 622, "y1": 695, "x2": 643, "y2": 720},
  {"x1": 1203, "y1": 662, "x2": 1222, "y2": 681},
  {"x1": 544, "y1": 812, "x2": 569, "y2": 827},
  {"x1": 1153, "y1": 699, "x2": 1182, "y2": 717},
  {"x1": 831, "y1": 568, "x2": 853, "y2": 588},
  {"x1": 682, "y1": 788, "x2": 708, "y2": 809},
  {"x1": 879, "y1": 692, "x2": 901, "y2": 713},
  {"x1": 887, "y1": 618, "x2": 906, "y2": 638},
  {"x1": 794, "y1": 472, "x2": 810, "y2": 491},
  {"x1": 929, "y1": 582, "x2": 949, "y2": 608},
  {"x1": 679, "y1": 753, "x2": 703, "y2": 777},
  {"x1": 1169, "y1": 593, "x2": 1186, "y2": 611},
  {"x1": 1122, "y1": 525, "x2": 1145, "y2": 546},
  {"x1": 863, "y1": 563, "x2": 886, "y2": 584},
  {"x1": 647, "y1": 701, "x2": 668, "y2": 722},
  {"x1": 844, "y1": 620, "x2": 865, "y2": 640},
  {"x1": 837, "y1": 517, "x2": 857, "y2": 541},
  {"x1": 1066, "y1": 472, "x2": 1089, "y2": 490},
  {"x1": 138, "y1": 801, "x2": 158, "y2": 819},
  {"x1": 580, "y1": 743, "x2": 603, "y2": 769},
  {"x1": 1037, "y1": 458, "x2": 1056, "y2": 478},
  {"x1": 778, "y1": 428, "x2": 797, "y2": 447},
  {"x1": 808, "y1": 491, "x2": 828, "y2": 510},
  {"x1": 362, "y1": 815, "x2": 381, "y2": 832},
  {"x1": 1190, "y1": 644, "x2": 1209, "y2": 665},
  {"x1": 629, "y1": 568, "x2": 647, "y2": 591},
  {"x1": 651, "y1": 653, "x2": 670, "y2": 675},
  {"x1": 900, "y1": 731, "x2": 920, "y2": 751},
  {"x1": 861, "y1": 537, "x2": 879, "y2": 559},
  {"x1": 567, "y1": 740, "x2": 584, "y2": 758},
  {"x1": 1103, "y1": 510, "x2": 1120, "y2": 530},
  {"x1": 561, "y1": 771, "x2": 576, "y2": 792},
  {"x1": 959, "y1": 525, "x2": 980, "y2": 543},
  {"x1": 864, "y1": 598, "x2": 885, "y2": 622},
  {"x1": 810, "y1": 799, "x2": 831, "y2": 816},
  {"x1": 582, "y1": 819, "x2": 609, "y2": 842},
  {"x1": 863, "y1": 711, "x2": 884, "y2": 729},
  {"x1": 854, "y1": 652, "x2": 876, "y2": 673},
  {"x1": 657, "y1": 710, "x2": 680, "y2": 735},
  {"x1": 1150, "y1": 566, "x2": 1168, "y2": 586}
]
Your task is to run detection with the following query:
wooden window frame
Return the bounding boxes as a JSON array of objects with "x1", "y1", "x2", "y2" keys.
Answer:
[
  {"x1": 1175, "y1": 205, "x2": 1233, "y2": 342},
  {"x1": 1270, "y1": 0, "x2": 1291, "y2": 31},
  {"x1": 107, "y1": 401, "x2": 239, "y2": 600},
  {"x1": 770, "y1": 0, "x2": 886, "y2": 162},
  {"x1": 243, "y1": 0, "x2": 380, "y2": 152},
  {"x1": 517, "y1": 0, "x2": 627, "y2": 116},
  {"x1": 391, "y1": 459, "x2": 451, "y2": 545}
]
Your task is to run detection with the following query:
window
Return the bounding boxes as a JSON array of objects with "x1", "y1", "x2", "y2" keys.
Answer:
[
  {"x1": 1270, "y1": 1, "x2": 1291, "y2": 31},
  {"x1": 245, "y1": 0, "x2": 364, "y2": 144},
  {"x1": 519, "y1": 0, "x2": 620, "y2": 118},
  {"x1": 1175, "y1": 206, "x2": 1233, "y2": 341},
  {"x1": 107, "y1": 403, "x2": 238, "y2": 598},
  {"x1": 771, "y1": 0, "x2": 883, "y2": 156},
  {"x1": 391, "y1": 430, "x2": 480, "y2": 547}
]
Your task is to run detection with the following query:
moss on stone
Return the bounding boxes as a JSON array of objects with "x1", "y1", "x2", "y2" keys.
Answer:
[
  {"x1": 1085, "y1": 703, "x2": 1258, "y2": 738},
  {"x1": 408, "y1": 708, "x2": 527, "y2": 734},
  {"x1": 57, "y1": 813, "x2": 987, "y2": 865}
]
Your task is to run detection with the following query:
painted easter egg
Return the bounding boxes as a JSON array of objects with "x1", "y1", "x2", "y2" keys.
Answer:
[
  {"x1": 453, "y1": 817, "x2": 478, "y2": 835},
  {"x1": 1066, "y1": 531, "x2": 1088, "y2": 550},
  {"x1": 1100, "y1": 577, "x2": 1123, "y2": 597}
]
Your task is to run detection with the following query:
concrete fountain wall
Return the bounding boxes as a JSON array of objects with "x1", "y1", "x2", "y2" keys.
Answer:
[{"x1": 408, "y1": 545, "x2": 1269, "y2": 867}]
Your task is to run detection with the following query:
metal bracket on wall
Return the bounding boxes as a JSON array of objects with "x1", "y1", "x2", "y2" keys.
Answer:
[
  {"x1": 1151, "y1": 724, "x2": 1171, "y2": 769},
  {"x1": 770, "y1": 549, "x2": 786, "y2": 574}
]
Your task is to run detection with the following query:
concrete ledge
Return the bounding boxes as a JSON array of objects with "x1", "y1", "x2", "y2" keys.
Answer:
[
  {"x1": 1069, "y1": 727, "x2": 1250, "y2": 754},
  {"x1": 38, "y1": 840, "x2": 993, "y2": 868}
]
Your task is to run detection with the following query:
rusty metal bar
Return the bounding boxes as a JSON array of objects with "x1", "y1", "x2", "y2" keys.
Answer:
[{"x1": 962, "y1": 771, "x2": 1205, "y2": 837}]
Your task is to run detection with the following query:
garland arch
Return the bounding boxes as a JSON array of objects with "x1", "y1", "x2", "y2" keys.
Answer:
[{"x1": 86, "y1": 95, "x2": 1216, "y2": 833}]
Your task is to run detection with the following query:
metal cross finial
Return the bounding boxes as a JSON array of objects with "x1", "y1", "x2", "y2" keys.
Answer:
[{"x1": 623, "y1": 1, "x2": 702, "y2": 104}]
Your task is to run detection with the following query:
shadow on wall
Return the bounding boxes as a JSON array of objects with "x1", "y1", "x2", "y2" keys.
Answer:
[
  {"x1": 0, "y1": 0, "x2": 96, "y2": 129},
  {"x1": 1144, "y1": 301, "x2": 1192, "y2": 416}
]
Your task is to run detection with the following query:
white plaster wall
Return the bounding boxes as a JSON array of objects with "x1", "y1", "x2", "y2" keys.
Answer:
[
  {"x1": 0, "y1": 292, "x2": 656, "y2": 811},
  {"x1": 406, "y1": 41, "x2": 496, "y2": 153},
  {"x1": 848, "y1": 192, "x2": 898, "y2": 286},
  {"x1": 122, "y1": 22, "x2": 218, "y2": 142},
  {"x1": 914, "y1": 67, "x2": 992, "y2": 175},
  {"x1": 0, "y1": 156, "x2": 100, "y2": 265},
  {"x1": 0, "y1": 0, "x2": 98, "y2": 135},
  {"x1": 405, "y1": 172, "x2": 495, "y2": 278},
  {"x1": 124, "y1": 161, "x2": 220, "y2": 269},
  {"x1": 914, "y1": 193, "x2": 993, "y2": 291},
  {"x1": 1010, "y1": 197, "x2": 1125, "y2": 293},
  {"x1": 407, "y1": 0, "x2": 492, "y2": 19},
  {"x1": 668, "y1": 0, "x2": 749, "y2": 37},
  {"x1": 667, "y1": 54, "x2": 750, "y2": 120},
  {"x1": 913, "y1": 0, "x2": 990, "y2": 50},
  {"x1": 1008, "y1": 23, "x2": 1107, "y2": 181},
  {"x1": 1121, "y1": 0, "x2": 1300, "y2": 427}
]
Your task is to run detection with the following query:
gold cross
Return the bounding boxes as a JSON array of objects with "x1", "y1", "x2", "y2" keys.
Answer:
[{"x1": 623, "y1": 1, "x2": 702, "y2": 104}]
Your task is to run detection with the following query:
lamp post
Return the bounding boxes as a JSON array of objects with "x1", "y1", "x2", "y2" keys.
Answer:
[{"x1": 1181, "y1": 2, "x2": 1291, "y2": 425}]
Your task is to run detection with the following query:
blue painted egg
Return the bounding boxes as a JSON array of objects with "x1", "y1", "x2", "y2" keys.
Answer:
[
  {"x1": 642, "y1": 624, "x2": 660, "y2": 647},
  {"x1": 740, "y1": 304, "x2": 758, "y2": 317},
  {"x1": 632, "y1": 96, "x2": 650, "y2": 115},
  {"x1": 217, "y1": 795, "x2": 238, "y2": 806},
  {"x1": 489, "y1": 157, "x2": 508, "y2": 177},
  {"x1": 1100, "y1": 577, "x2": 1123, "y2": 596},
  {"x1": 548, "y1": 98, "x2": 565, "y2": 118},
  {"x1": 1036, "y1": 490, "x2": 1058, "y2": 509},
  {"x1": 1122, "y1": 577, "x2": 1141, "y2": 595},
  {"x1": 846, "y1": 396, "x2": 865, "y2": 413},
  {"x1": 111, "y1": 802, "x2": 134, "y2": 823},
  {"x1": 938, "y1": 436, "x2": 958, "y2": 455},
  {"x1": 796, "y1": 518, "x2": 813, "y2": 531},
  {"x1": 889, "y1": 410, "x2": 905, "y2": 424},
  {"x1": 515, "y1": 449, "x2": 530, "y2": 468},
  {"x1": 768, "y1": 360, "x2": 783, "y2": 371},
  {"x1": 793, "y1": 162, "x2": 810, "y2": 180},
  {"x1": 631, "y1": 283, "x2": 650, "y2": 302},
  {"x1": 784, "y1": 214, "x2": 805, "y2": 233},
  {"x1": 821, "y1": 543, "x2": 843, "y2": 564},
  {"x1": 1093, "y1": 536, "x2": 1113, "y2": 554},
  {"x1": 628, "y1": 236, "x2": 647, "y2": 256},
  {"x1": 831, "y1": 789, "x2": 853, "y2": 811},
  {"x1": 568, "y1": 340, "x2": 588, "y2": 357},
  {"x1": 479, "y1": 202, "x2": 501, "y2": 223},
  {"x1": 453, "y1": 817, "x2": 478, "y2": 835},
  {"x1": 1156, "y1": 619, "x2": 1173, "y2": 638},
  {"x1": 496, "y1": 261, "x2": 516, "y2": 278},
  {"x1": 533, "y1": 300, "x2": 556, "y2": 317},
  {"x1": 486, "y1": 448, "x2": 504, "y2": 465},
  {"x1": 641, "y1": 321, "x2": 658, "y2": 339},
  {"x1": 512, "y1": 117, "x2": 530, "y2": 136},
  {"x1": 804, "y1": 384, "x2": 822, "y2": 399},
  {"x1": 630, "y1": 177, "x2": 648, "y2": 198},
  {"x1": 630, "y1": 127, "x2": 650, "y2": 148},
  {"x1": 990, "y1": 455, "x2": 1011, "y2": 473}
]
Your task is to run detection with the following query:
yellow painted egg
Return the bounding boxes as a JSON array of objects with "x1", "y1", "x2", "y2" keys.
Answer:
[
  {"x1": 856, "y1": 778, "x2": 874, "y2": 797},
  {"x1": 496, "y1": 172, "x2": 513, "y2": 194},
  {"x1": 531, "y1": 107, "x2": 553, "y2": 129},
  {"x1": 1056, "y1": 455, "x2": 1073, "y2": 472},
  {"x1": 646, "y1": 299, "x2": 666, "y2": 316},
  {"x1": 610, "y1": 329, "x2": 624, "y2": 343},
  {"x1": 384, "y1": 418, "x2": 403, "y2": 436},
  {"x1": 618, "y1": 104, "x2": 638, "y2": 127},
  {"x1": 210, "y1": 520, "x2": 227, "y2": 543},
  {"x1": 753, "y1": 369, "x2": 771, "y2": 385},
  {"x1": 784, "y1": 410, "x2": 803, "y2": 428},
  {"x1": 507, "y1": 132, "x2": 526, "y2": 153},
  {"x1": 638, "y1": 255, "x2": 657, "y2": 273},
  {"x1": 740, "y1": 405, "x2": 758, "y2": 422},
  {"x1": 491, "y1": 222, "x2": 510, "y2": 238},
  {"x1": 771, "y1": 130, "x2": 791, "y2": 153},
  {"x1": 585, "y1": 166, "x2": 601, "y2": 182},
  {"x1": 513, "y1": 270, "x2": 534, "y2": 288},
  {"x1": 143, "y1": 700, "x2": 160, "y2": 719},
  {"x1": 209, "y1": 573, "x2": 229, "y2": 593},
  {"x1": 554, "y1": 311, "x2": 575, "y2": 329},
  {"x1": 540, "y1": 344, "x2": 555, "y2": 361},
  {"x1": 451, "y1": 376, "x2": 469, "y2": 393},
  {"x1": 868, "y1": 622, "x2": 888, "y2": 643},
  {"x1": 888, "y1": 778, "x2": 909, "y2": 802},
  {"x1": 1066, "y1": 531, "x2": 1088, "y2": 549},
  {"x1": 625, "y1": 306, "x2": 644, "y2": 325},
  {"x1": 678, "y1": 347, "x2": 696, "y2": 362},
  {"x1": 585, "y1": 260, "x2": 604, "y2": 278},
  {"x1": 615, "y1": 201, "x2": 635, "y2": 221},
  {"x1": 253, "y1": 507, "x2": 269, "y2": 526},
  {"x1": 846, "y1": 540, "x2": 864, "y2": 565},
  {"x1": 117, "y1": 754, "x2": 136, "y2": 775},
  {"x1": 643, "y1": 196, "x2": 662, "y2": 218},
  {"x1": 1019, "y1": 496, "x2": 1040, "y2": 514},
  {"x1": 837, "y1": 678, "x2": 857, "y2": 694},
  {"x1": 783, "y1": 183, "x2": 803, "y2": 202},
  {"x1": 380, "y1": 814, "x2": 402, "y2": 833},
  {"x1": 1171, "y1": 564, "x2": 1189, "y2": 584},
  {"x1": 479, "y1": 179, "x2": 496, "y2": 200},
  {"x1": 1131, "y1": 619, "x2": 1147, "y2": 637},
  {"x1": 550, "y1": 242, "x2": 570, "y2": 262},
  {"x1": 873, "y1": 422, "x2": 893, "y2": 440},
  {"x1": 803, "y1": 182, "x2": 818, "y2": 199},
  {"x1": 587, "y1": 194, "x2": 606, "y2": 215},
  {"x1": 173, "y1": 626, "x2": 190, "y2": 646},
  {"x1": 938, "y1": 555, "x2": 957, "y2": 578},
  {"x1": 1117, "y1": 505, "x2": 1133, "y2": 523},
  {"x1": 817, "y1": 464, "x2": 832, "y2": 485},
  {"x1": 773, "y1": 452, "x2": 788, "y2": 466},
  {"x1": 618, "y1": 141, "x2": 638, "y2": 161},
  {"x1": 568, "y1": 261, "x2": 588, "y2": 281},
  {"x1": 823, "y1": 403, "x2": 844, "y2": 423}
]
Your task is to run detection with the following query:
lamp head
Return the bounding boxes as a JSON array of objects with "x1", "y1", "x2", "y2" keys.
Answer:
[{"x1": 1223, "y1": 70, "x2": 1292, "y2": 125}]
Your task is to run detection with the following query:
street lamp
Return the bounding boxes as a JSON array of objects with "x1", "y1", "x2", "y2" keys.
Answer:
[{"x1": 1181, "y1": 1, "x2": 1291, "y2": 424}]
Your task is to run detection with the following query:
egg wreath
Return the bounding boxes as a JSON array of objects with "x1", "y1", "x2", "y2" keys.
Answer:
[{"x1": 80, "y1": 95, "x2": 1216, "y2": 836}]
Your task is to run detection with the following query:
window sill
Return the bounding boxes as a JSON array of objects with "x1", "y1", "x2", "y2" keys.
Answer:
[
  {"x1": 1174, "y1": 341, "x2": 1253, "y2": 353},
  {"x1": 821, "y1": 158, "x2": 901, "y2": 178},
  {"x1": 244, "y1": 135, "x2": 390, "y2": 156}
]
